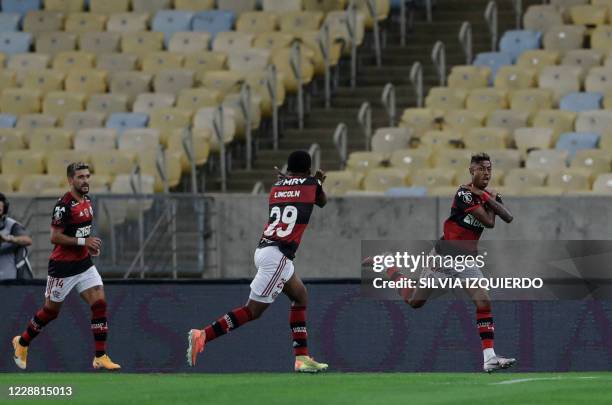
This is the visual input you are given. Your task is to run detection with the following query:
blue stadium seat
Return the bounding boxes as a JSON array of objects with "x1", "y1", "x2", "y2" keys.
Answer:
[
  {"x1": 192, "y1": 10, "x2": 236, "y2": 40},
  {"x1": 0, "y1": 13, "x2": 21, "y2": 32},
  {"x1": 499, "y1": 30, "x2": 542, "y2": 63},
  {"x1": 2, "y1": 0, "x2": 41, "y2": 15},
  {"x1": 106, "y1": 113, "x2": 149, "y2": 133},
  {"x1": 0, "y1": 114, "x2": 16, "y2": 128},
  {"x1": 560, "y1": 92, "x2": 603, "y2": 113},
  {"x1": 556, "y1": 132, "x2": 600, "y2": 160},
  {"x1": 473, "y1": 52, "x2": 513, "y2": 83},
  {"x1": 385, "y1": 187, "x2": 428, "y2": 197},
  {"x1": 152, "y1": 10, "x2": 195, "y2": 45},
  {"x1": 0, "y1": 32, "x2": 32, "y2": 55}
]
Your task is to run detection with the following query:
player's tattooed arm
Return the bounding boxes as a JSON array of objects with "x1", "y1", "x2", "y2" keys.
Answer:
[{"x1": 482, "y1": 188, "x2": 514, "y2": 223}]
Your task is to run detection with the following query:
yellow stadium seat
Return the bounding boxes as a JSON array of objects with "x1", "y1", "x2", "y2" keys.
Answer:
[
  {"x1": 168, "y1": 32, "x2": 212, "y2": 53},
  {"x1": 570, "y1": 5, "x2": 608, "y2": 26},
  {"x1": 510, "y1": 88, "x2": 554, "y2": 119},
  {"x1": 0, "y1": 70, "x2": 17, "y2": 94},
  {"x1": 132, "y1": 0, "x2": 172, "y2": 15},
  {"x1": 263, "y1": 0, "x2": 303, "y2": 12},
  {"x1": 532, "y1": 109, "x2": 577, "y2": 142},
  {"x1": 593, "y1": 0, "x2": 612, "y2": 16},
  {"x1": 7, "y1": 54, "x2": 50, "y2": 85},
  {"x1": 571, "y1": 148, "x2": 611, "y2": 176},
  {"x1": 585, "y1": 66, "x2": 612, "y2": 93},
  {"x1": 419, "y1": 130, "x2": 462, "y2": 150},
  {"x1": 96, "y1": 53, "x2": 137, "y2": 72},
  {"x1": 136, "y1": 149, "x2": 182, "y2": 191},
  {"x1": 149, "y1": 108, "x2": 192, "y2": 144},
  {"x1": 354, "y1": 0, "x2": 390, "y2": 28},
  {"x1": 412, "y1": 168, "x2": 455, "y2": 188},
  {"x1": 465, "y1": 127, "x2": 509, "y2": 150},
  {"x1": 591, "y1": 25, "x2": 612, "y2": 52},
  {"x1": 121, "y1": 32, "x2": 164, "y2": 57},
  {"x1": 514, "y1": 127, "x2": 554, "y2": 156},
  {"x1": 89, "y1": 0, "x2": 130, "y2": 15},
  {"x1": 2, "y1": 150, "x2": 45, "y2": 178},
  {"x1": 346, "y1": 151, "x2": 384, "y2": 174},
  {"x1": 486, "y1": 110, "x2": 530, "y2": 133},
  {"x1": 46, "y1": 149, "x2": 90, "y2": 176},
  {"x1": 598, "y1": 132, "x2": 612, "y2": 151},
  {"x1": 141, "y1": 52, "x2": 184, "y2": 75},
  {"x1": 447, "y1": 66, "x2": 491, "y2": 90},
  {"x1": 21, "y1": 69, "x2": 65, "y2": 94},
  {"x1": 153, "y1": 69, "x2": 195, "y2": 95},
  {"x1": 370, "y1": 127, "x2": 412, "y2": 159},
  {"x1": 78, "y1": 31, "x2": 121, "y2": 54},
  {"x1": 175, "y1": 0, "x2": 215, "y2": 10},
  {"x1": 118, "y1": 128, "x2": 160, "y2": 151},
  {"x1": 432, "y1": 149, "x2": 473, "y2": 178},
  {"x1": 279, "y1": 11, "x2": 323, "y2": 33},
  {"x1": 176, "y1": 88, "x2": 222, "y2": 111},
  {"x1": 296, "y1": 30, "x2": 342, "y2": 74},
  {"x1": 133, "y1": 93, "x2": 176, "y2": 114},
  {"x1": 547, "y1": 168, "x2": 591, "y2": 191},
  {"x1": 44, "y1": 0, "x2": 84, "y2": 12},
  {"x1": 87, "y1": 93, "x2": 129, "y2": 114},
  {"x1": 465, "y1": 88, "x2": 508, "y2": 115},
  {"x1": 110, "y1": 71, "x2": 153, "y2": 104},
  {"x1": 244, "y1": 71, "x2": 286, "y2": 118},
  {"x1": 425, "y1": 87, "x2": 467, "y2": 111},
  {"x1": 167, "y1": 128, "x2": 211, "y2": 170},
  {"x1": 36, "y1": 32, "x2": 78, "y2": 57},
  {"x1": 517, "y1": 49, "x2": 560, "y2": 72},
  {"x1": 526, "y1": 149, "x2": 569, "y2": 171},
  {"x1": 63, "y1": 111, "x2": 106, "y2": 131},
  {"x1": 303, "y1": 0, "x2": 346, "y2": 12},
  {"x1": 18, "y1": 174, "x2": 64, "y2": 195},
  {"x1": 389, "y1": 148, "x2": 432, "y2": 174},
  {"x1": 16, "y1": 114, "x2": 57, "y2": 131},
  {"x1": 563, "y1": 51, "x2": 603, "y2": 77},
  {"x1": 212, "y1": 32, "x2": 255, "y2": 53},
  {"x1": 237, "y1": 12, "x2": 279, "y2": 34},
  {"x1": 494, "y1": 66, "x2": 537, "y2": 91},
  {"x1": 74, "y1": 128, "x2": 117, "y2": 150},
  {"x1": 539, "y1": 65, "x2": 583, "y2": 102},
  {"x1": 23, "y1": 11, "x2": 64, "y2": 34},
  {"x1": 504, "y1": 168, "x2": 546, "y2": 189},
  {"x1": 523, "y1": 5, "x2": 564, "y2": 33},
  {"x1": 65, "y1": 12, "x2": 107, "y2": 33},
  {"x1": 183, "y1": 52, "x2": 228, "y2": 83},
  {"x1": 1, "y1": 89, "x2": 42, "y2": 115},
  {"x1": 592, "y1": 173, "x2": 612, "y2": 193},
  {"x1": 399, "y1": 108, "x2": 440, "y2": 137},
  {"x1": 272, "y1": 47, "x2": 315, "y2": 92},
  {"x1": 64, "y1": 69, "x2": 107, "y2": 95},
  {"x1": 200, "y1": 70, "x2": 243, "y2": 95},
  {"x1": 43, "y1": 91, "x2": 85, "y2": 123},
  {"x1": 543, "y1": 24, "x2": 586, "y2": 53},
  {"x1": 488, "y1": 149, "x2": 521, "y2": 172},
  {"x1": 227, "y1": 48, "x2": 271, "y2": 73},
  {"x1": 52, "y1": 51, "x2": 95, "y2": 72},
  {"x1": 0, "y1": 129, "x2": 25, "y2": 156},
  {"x1": 253, "y1": 32, "x2": 295, "y2": 51},
  {"x1": 193, "y1": 108, "x2": 236, "y2": 151},
  {"x1": 91, "y1": 150, "x2": 135, "y2": 178},
  {"x1": 29, "y1": 128, "x2": 72, "y2": 151},
  {"x1": 222, "y1": 94, "x2": 261, "y2": 138},
  {"x1": 0, "y1": 175, "x2": 16, "y2": 192},
  {"x1": 218, "y1": 0, "x2": 257, "y2": 14},
  {"x1": 442, "y1": 109, "x2": 486, "y2": 135},
  {"x1": 325, "y1": 11, "x2": 366, "y2": 51},
  {"x1": 363, "y1": 168, "x2": 409, "y2": 192},
  {"x1": 321, "y1": 170, "x2": 360, "y2": 196},
  {"x1": 575, "y1": 110, "x2": 612, "y2": 135}
]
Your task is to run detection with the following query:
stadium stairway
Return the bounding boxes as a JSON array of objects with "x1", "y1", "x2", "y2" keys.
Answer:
[{"x1": 210, "y1": 0, "x2": 542, "y2": 192}]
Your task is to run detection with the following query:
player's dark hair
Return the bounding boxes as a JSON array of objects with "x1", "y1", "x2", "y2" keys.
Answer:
[
  {"x1": 287, "y1": 150, "x2": 311, "y2": 174},
  {"x1": 0, "y1": 192, "x2": 8, "y2": 216},
  {"x1": 471, "y1": 153, "x2": 491, "y2": 165},
  {"x1": 67, "y1": 162, "x2": 89, "y2": 178}
]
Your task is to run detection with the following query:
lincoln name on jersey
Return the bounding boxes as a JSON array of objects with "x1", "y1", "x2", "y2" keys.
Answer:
[
  {"x1": 258, "y1": 176, "x2": 324, "y2": 259},
  {"x1": 49, "y1": 192, "x2": 94, "y2": 278}
]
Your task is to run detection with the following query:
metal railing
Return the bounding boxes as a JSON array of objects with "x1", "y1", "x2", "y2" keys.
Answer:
[
  {"x1": 213, "y1": 105, "x2": 227, "y2": 192},
  {"x1": 409, "y1": 61, "x2": 424, "y2": 108},
  {"x1": 459, "y1": 21, "x2": 473, "y2": 65},
  {"x1": 333, "y1": 123, "x2": 348, "y2": 169},
  {"x1": 155, "y1": 145, "x2": 169, "y2": 194},
  {"x1": 366, "y1": 0, "x2": 382, "y2": 67},
  {"x1": 181, "y1": 128, "x2": 198, "y2": 194},
  {"x1": 238, "y1": 82, "x2": 253, "y2": 170},
  {"x1": 267, "y1": 64, "x2": 280, "y2": 150},
  {"x1": 357, "y1": 101, "x2": 372, "y2": 151},
  {"x1": 485, "y1": 0, "x2": 498, "y2": 52},
  {"x1": 425, "y1": 0, "x2": 433, "y2": 23},
  {"x1": 289, "y1": 40, "x2": 305, "y2": 129},
  {"x1": 347, "y1": 0, "x2": 359, "y2": 87},
  {"x1": 381, "y1": 83, "x2": 396, "y2": 127},
  {"x1": 431, "y1": 40, "x2": 446, "y2": 86},
  {"x1": 318, "y1": 22, "x2": 333, "y2": 109},
  {"x1": 512, "y1": 0, "x2": 522, "y2": 29},
  {"x1": 251, "y1": 182, "x2": 265, "y2": 195},
  {"x1": 308, "y1": 143, "x2": 322, "y2": 172}
]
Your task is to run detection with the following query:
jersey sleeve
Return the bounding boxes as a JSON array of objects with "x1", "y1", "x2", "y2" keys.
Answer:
[
  {"x1": 51, "y1": 201, "x2": 69, "y2": 228},
  {"x1": 455, "y1": 189, "x2": 482, "y2": 214}
]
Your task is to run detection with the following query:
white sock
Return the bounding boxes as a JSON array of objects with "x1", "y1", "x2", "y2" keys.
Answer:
[{"x1": 483, "y1": 348, "x2": 496, "y2": 362}]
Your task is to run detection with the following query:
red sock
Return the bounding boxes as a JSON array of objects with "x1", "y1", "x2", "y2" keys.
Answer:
[
  {"x1": 476, "y1": 307, "x2": 495, "y2": 350},
  {"x1": 204, "y1": 306, "x2": 253, "y2": 342},
  {"x1": 386, "y1": 267, "x2": 413, "y2": 302},
  {"x1": 19, "y1": 306, "x2": 59, "y2": 347},
  {"x1": 289, "y1": 305, "x2": 308, "y2": 357},
  {"x1": 91, "y1": 300, "x2": 108, "y2": 357}
]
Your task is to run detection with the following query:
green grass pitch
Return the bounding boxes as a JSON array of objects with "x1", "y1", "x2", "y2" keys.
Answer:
[{"x1": 1, "y1": 372, "x2": 610, "y2": 404}]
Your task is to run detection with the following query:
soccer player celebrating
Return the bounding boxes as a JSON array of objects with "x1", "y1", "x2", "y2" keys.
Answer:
[
  {"x1": 379, "y1": 153, "x2": 516, "y2": 372},
  {"x1": 187, "y1": 151, "x2": 329, "y2": 373},
  {"x1": 12, "y1": 162, "x2": 120, "y2": 371}
]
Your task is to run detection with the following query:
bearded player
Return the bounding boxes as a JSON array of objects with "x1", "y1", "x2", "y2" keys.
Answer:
[
  {"x1": 187, "y1": 151, "x2": 329, "y2": 373},
  {"x1": 372, "y1": 153, "x2": 516, "y2": 372},
  {"x1": 12, "y1": 162, "x2": 120, "y2": 371}
]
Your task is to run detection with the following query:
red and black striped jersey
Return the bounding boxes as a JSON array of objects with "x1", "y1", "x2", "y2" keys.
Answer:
[
  {"x1": 438, "y1": 185, "x2": 487, "y2": 254},
  {"x1": 258, "y1": 176, "x2": 324, "y2": 259},
  {"x1": 48, "y1": 192, "x2": 94, "y2": 278}
]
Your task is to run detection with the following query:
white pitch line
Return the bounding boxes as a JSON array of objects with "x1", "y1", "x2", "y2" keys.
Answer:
[{"x1": 492, "y1": 377, "x2": 600, "y2": 385}]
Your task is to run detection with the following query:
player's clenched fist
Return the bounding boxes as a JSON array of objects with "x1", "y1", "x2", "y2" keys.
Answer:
[{"x1": 314, "y1": 169, "x2": 326, "y2": 183}]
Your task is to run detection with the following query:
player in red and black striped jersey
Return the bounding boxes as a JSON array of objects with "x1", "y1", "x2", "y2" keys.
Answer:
[
  {"x1": 188, "y1": 151, "x2": 329, "y2": 373},
  {"x1": 12, "y1": 162, "x2": 120, "y2": 371}
]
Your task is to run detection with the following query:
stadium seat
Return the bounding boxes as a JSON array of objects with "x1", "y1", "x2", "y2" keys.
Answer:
[
  {"x1": 121, "y1": 32, "x2": 164, "y2": 58},
  {"x1": 74, "y1": 128, "x2": 117, "y2": 150},
  {"x1": 488, "y1": 149, "x2": 521, "y2": 172},
  {"x1": 592, "y1": 173, "x2": 612, "y2": 193},
  {"x1": 64, "y1": 12, "x2": 107, "y2": 33},
  {"x1": 543, "y1": 25, "x2": 586, "y2": 53},
  {"x1": 510, "y1": 88, "x2": 555, "y2": 118},
  {"x1": 132, "y1": 0, "x2": 172, "y2": 15},
  {"x1": 280, "y1": 11, "x2": 324, "y2": 33},
  {"x1": 516, "y1": 49, "x2": 560, "y2": 72},
  {"x1": 571, "y1": 148, "x2": 611, "y2": 177},
  {"x1": 152, "y1": 11, "x2": 194, "y2": 44},
  {"x1": 42, "y1": 91, "x2": 85, "y2": 122},
  {"x1": 78, "y1": 32, "x2": 121, "y2": 54},
  {"x1": 591, "y1": 25, "x2": 612, "y2": 52},
  {"x1": 575, "y1": 110, "x2": 612, "y2": 135},
  {"x1": 493, "y1": 66, "x2": 537, "y2": 91},
  {"x1": 167, "y1": 127, "x2": 211, "y2": 170},
  {"x1": 424, "y1": 87, "x2": 466, "y2": 111},
  {"x1": 153, "y1": 69, "x2": 195, "y2": 96},
  {"x1": 585, "y1": 67, "x2": 612, "y2": 93},
  {"x1": 399, "y1": 108, "x2": 439, "y2": 137},
  {"x1": 192, "y1": 11, "x2": 236, "y2": 40},
  {"x1": 36, "y1": 32, "x2": 77, "y2": 57},
  {"x1": 0, "y1": 129, "x2": 25, "y2": 154},
  {"x1": 168, "y1": 32, "x2": 211, "y2": 53},
  {"x1": 547, "y1": 168, "x2": 591, "y2": 192},
  {"x1": 556, "y1": 132, "x2": 600, "y2": 159},
  {"x1": 346, "y1": 151, "x2": 384, "y2": 174},
  {"x1": 559, "y1": 92, "x2": 603, "y2": 112},
  {"x1": 411, "y1": 168, "x2": 455, "y2": 188},
  {"x1": 0, "y1": 13, "x2": 21, "y2": 32},
  {"x1": 442, "y1": 109, "x2": 485, "y2": 136},
  {"x1": 370, "y1": 127, "x2": 412, "y2": 159},
  {"x1": 96, "y1": 53, "x2": 138, "y2": 72},
  {"x1": 593, "y1": 0, "x2": 612, "y2": 15},
  {"x1": 389, "y1": 148, "x2": 431, "y2": 172},
  {"x1": 0, "y1": 71, "x2": 16, "y2": 94},
  {"x1": 222, "y1": 93, "x2": 261, "y2": 137},
  {"x1": 533, "y1": 110, "x2": 577, "y2": 142},
  {"x1": 52, "y1": 51, "x2": 95, "y2": 71},
  {"x1": 23, "y1": 10, "x2": 64, "y2": 34},
  {"x1": 106, "y1": 112, "x2": 149, "y2": 133},
  {"x1": 89, "y1": 0, "x2": 130, "y2": 15},
  {"x1": 514, "y1": 127, "x2": 554, "y2": 154},
  {"x1": 570, "y1": 5, "x2": 608, "y2": 26},
  {"x1": 0, "y1": 33, "x2": 33, "y2": 55},
  {"x1": 149, "y1": 108, "x2": 192, "y2": 143},
  {"x1": 499, "y1": 30, "x2": 542, "y2": 63},
  {"x1": 175, "y1": 0, "x2": 215, "y2": 11},
  {"x1": 212, "y1": 32, "x2": 254, "y2": 53},
  {"x1": 184, "y1": 52, "x2": 228, "y2": 83},
  {"x1": 563, "y1": 50, "x2": 604, "y2": 76},
  {"x1": 218, "y1": 0, "x2": 257, "y2": 15},
  {"x1": 504, "y1": 168, "x2": 546, "y2": 189},
  {"x1": 465, "y1": 127, "x2": 508, "y2": 150},
  {"x1": 539, "y1": 66, "x2": 582, "y2": 103},
  {"x1": 363, "y1": 168, "x2": 409, "y2": 192},
  {"x1": 64, "y1": 69, "x2": 107, "y2": 95},
  {"x1": 303, "y1": 0, "x2": 346, "y2": 12},
  {"x1": 487, "y1": 110, "x2": 530, "y2": 133},
  {"x1": 465, "y1": 88, "x2": 508, "y2": 115},
  {"x1": 325, "y1": 10, "x2": 366, "y2": 51},
  {"x1": 448, "y1": 65, "x2": 491, "y2": 90},
  {"x1": 236, "y1": 12, "x2": 278, "y2": 34},
  {"x1": 200, "y1": 70, "x2": 244, "y2": 95},
  {"x1": 227, "y1": 49, "x2": 271, "y2": 73},
  {"x1": 2, "y1": 150, "x2": 45, "y2": 178},
  {"x1": 523, "y1": 5, "x2": 564, "y2": 33},
  {"x1": 142, "y1": 52, "x2": 184, "y2": 74},
  {"x1": 0, "y1": 175, "x2": 16, "y2": 193},
  {"x1": 432, "y1": 149, "x2": 473, "y2": 177},
  {"x1": 7, "y1": 54, "x2": 50, "y2": 85},
  {"x1": 46, "y1": 149, "x2": 89, "y2": 176},
  {"x1": 44, "y1": 0, "x2": 83, "y2": 11},
  {"x1": 321, "y1": 170, "x2": 361, "y2": 196},
  {"x1": 110, "y1": 72, "x2": 153, "y2": 104},
  {"x1": 1, "y1": 89, "x2": 42, "y2": 115},
  {"x1": 253, "y1": 32, "x2": 295, "y2": 51},
  {"x1": 16, "y1": 113, "x2": 56, "y2": 130},
  {"x1": 243, "y1": 71, "x2": 284, "y2": 117},
  {"x1": 28, "y1": 128, "x2": 72, "y2": 151},
  {"x1": 63, "y1": 111, "x2": 106, "y2": 131},
  {"x1": 91, "y1": 150, "x2": 135, "y2": 178},
  {"x1": 0, "y1": 114, "x2": 17, "y2": 128},
  {"x1": 106, "y1": 12, "x2": 149, "y2": 32},
  {"x1": 263, "y1": 0, "x2": 303, "y2": 12},
  {"x1": 526, "y1": 149, "x2": 569, "y2": 171},
  {"x1": 87, "y1": 94, "x2": 129, "y2": 115},
  {"x1": 133, "y1": 93, "x2": 176, "y2": 114},
  {"x1": 419, "y1": 130, "x2": 462, "y2": 150},
  {"x1": 3, "y1": 0, "x2": 42, "y2": 15},
  {"x1": 18, "y1": 174, "x2": 64, "y2": 195},
  {"x1": 192, "y1": 109, "x2": 235, "y2": 152}
]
